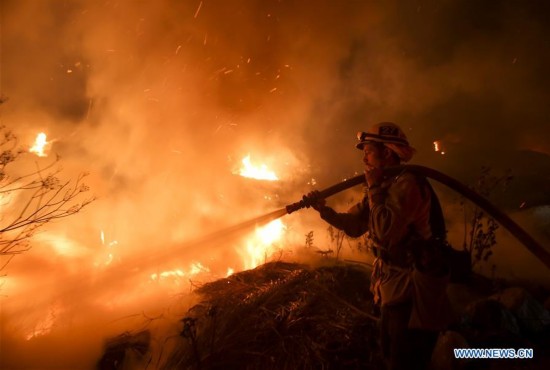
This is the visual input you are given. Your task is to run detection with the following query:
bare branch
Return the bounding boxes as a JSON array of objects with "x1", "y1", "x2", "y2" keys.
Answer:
[{"x1": 0, "y1": 126, "x2": 95, "y2": 270}]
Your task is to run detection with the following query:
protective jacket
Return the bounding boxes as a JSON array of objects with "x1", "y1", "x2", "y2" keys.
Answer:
[{"x1": 318, "y1": 170, "x2": 453, "y2": 330}]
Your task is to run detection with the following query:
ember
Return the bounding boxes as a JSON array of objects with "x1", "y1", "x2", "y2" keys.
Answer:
[{"x1": 433, "y1": 140, "x2": 445, "y2": 155}]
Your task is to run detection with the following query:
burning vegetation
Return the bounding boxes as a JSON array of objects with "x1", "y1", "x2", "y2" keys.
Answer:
[
  {"x1": 99, "y1": 261, "x2": 383, "y2": 370},
  {"x1": 235, "y1": 155, "x2": 279, "y2": 181},
  {"x1": 96, "y1": 259, "x2": 550, "y2": 370},
  {"x1": 165, "y1": 261, "x2": 380, "y2": 370},
  {"x1": 0, "y1": 126, "x2": 94, "y2": 268},
  {"x1": 2, "y1": 0, "x2": 550, "y2": 369}
]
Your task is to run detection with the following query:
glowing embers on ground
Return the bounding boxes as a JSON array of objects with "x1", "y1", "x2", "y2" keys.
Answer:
[
  {"x1": 235, "y1": 155, "x2": 279, "y2": 181},
  {"x1": 29, "y1": 132, "x2": 49, "y2": 157},
  {"x1": 241, "y1": 219, "x2": 286, "y2": 270}
]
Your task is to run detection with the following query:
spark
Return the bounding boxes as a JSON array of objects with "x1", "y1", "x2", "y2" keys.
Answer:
[{"x1": 194, "y1": 1, "x2": 203, "y2": 18}]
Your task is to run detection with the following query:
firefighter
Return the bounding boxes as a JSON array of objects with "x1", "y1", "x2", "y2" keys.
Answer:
[{"x1": 304, "y1": 122, "x2": 453, "y2": 370}]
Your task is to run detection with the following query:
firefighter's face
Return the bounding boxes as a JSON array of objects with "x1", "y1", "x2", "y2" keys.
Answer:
[{"x1": 362, "y1": 142, "x2": 388, "y2": 170}]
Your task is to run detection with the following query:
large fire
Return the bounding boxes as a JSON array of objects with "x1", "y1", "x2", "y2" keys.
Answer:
[
  {"x1": 234, "y1": 155, "x2": 286, "y2": 268},
  {"x1": 236, "y1": 155, "x2": 279, "y2": 181},
  {"x1": 5, "y1": 138, "x2": 290, "y2": 357},
  {"x1": 242, "y1": 219, "x2": 286, "y2": 270}
]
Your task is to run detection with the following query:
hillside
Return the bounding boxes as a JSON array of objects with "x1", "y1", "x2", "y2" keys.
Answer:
[{"x1": 97, "y1": 260, "x2": 550, "y2": 370}]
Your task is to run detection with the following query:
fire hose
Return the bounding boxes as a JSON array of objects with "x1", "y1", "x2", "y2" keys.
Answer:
[
  {"x1": 285, "y1": 164, "x2": 550, "y2": 272},
  {"x1": 160, "y1": 164, "x2": 548, "y2": 274}
]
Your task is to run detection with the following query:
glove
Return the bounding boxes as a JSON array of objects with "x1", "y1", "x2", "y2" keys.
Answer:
[{"x1": 302, "y1": 190, "x2": 326, "y2": 211}]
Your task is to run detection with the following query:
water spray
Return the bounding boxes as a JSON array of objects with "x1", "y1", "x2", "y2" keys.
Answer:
[{"x1": 67, "y1": 164, "x2": 549, "y2": 283}]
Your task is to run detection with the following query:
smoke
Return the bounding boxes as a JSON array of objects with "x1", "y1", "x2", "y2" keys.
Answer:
[{"x1": 1, "y1": 0, "x2": 549, "y2": 368}]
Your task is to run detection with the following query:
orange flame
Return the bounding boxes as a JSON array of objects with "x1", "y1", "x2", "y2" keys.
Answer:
[
  {"x1": 29, "y1": 132, "x2": 49, "y2": 157},
  {"x1": 150, "y1": 262, "x2": 210, "y2": 282},
  {"x1": 242, "y1": 219, "x2": 285, "y2": 269},
  {"x1": 25, "y1": 303, "x2": 61, "y2": 340},
  {"x1": 236, "y1": 155, "x2": 278, "y2": 181},
  {"x1": 433, "y1": 141, "x2": 445, "y2": 155}
]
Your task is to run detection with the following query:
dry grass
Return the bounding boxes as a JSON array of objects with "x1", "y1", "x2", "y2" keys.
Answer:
[{"x1": 160, "y1": 261, "x2": 382, "y2": 370}]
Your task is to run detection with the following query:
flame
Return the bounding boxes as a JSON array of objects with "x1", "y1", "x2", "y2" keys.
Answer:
[
  {"x1": 25, "y1": 303, "x2": 61, "y2": 340},
  {"x1": 189, "y1": 261, "x2": 209, "y2": 275},
  {"x1": 150, "y1": 262, "x2": 210, "y2": 282},
  {"x1": 236, "y1": 155, "x2": 279, "y2": 181},
  {"x1": 99, "y1": 230, "x2": 118, "y2": 266},
  {"x1": 151, "y1": 269, "x2": 185, "y2": 281},
  {"x1": 433, "y1": 141, "x2": 445, "y2": 155},
  {"x1": 242, "y1": 219, "x2": 286, "y2": 269},
  {"x1": 29, "y1": 132, "x2": 49, "y2": 157}
]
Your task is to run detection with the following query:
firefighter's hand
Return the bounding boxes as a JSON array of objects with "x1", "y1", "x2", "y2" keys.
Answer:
[{"x1": 302, "y1": 190, "x2": 326, "y2": 211}]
